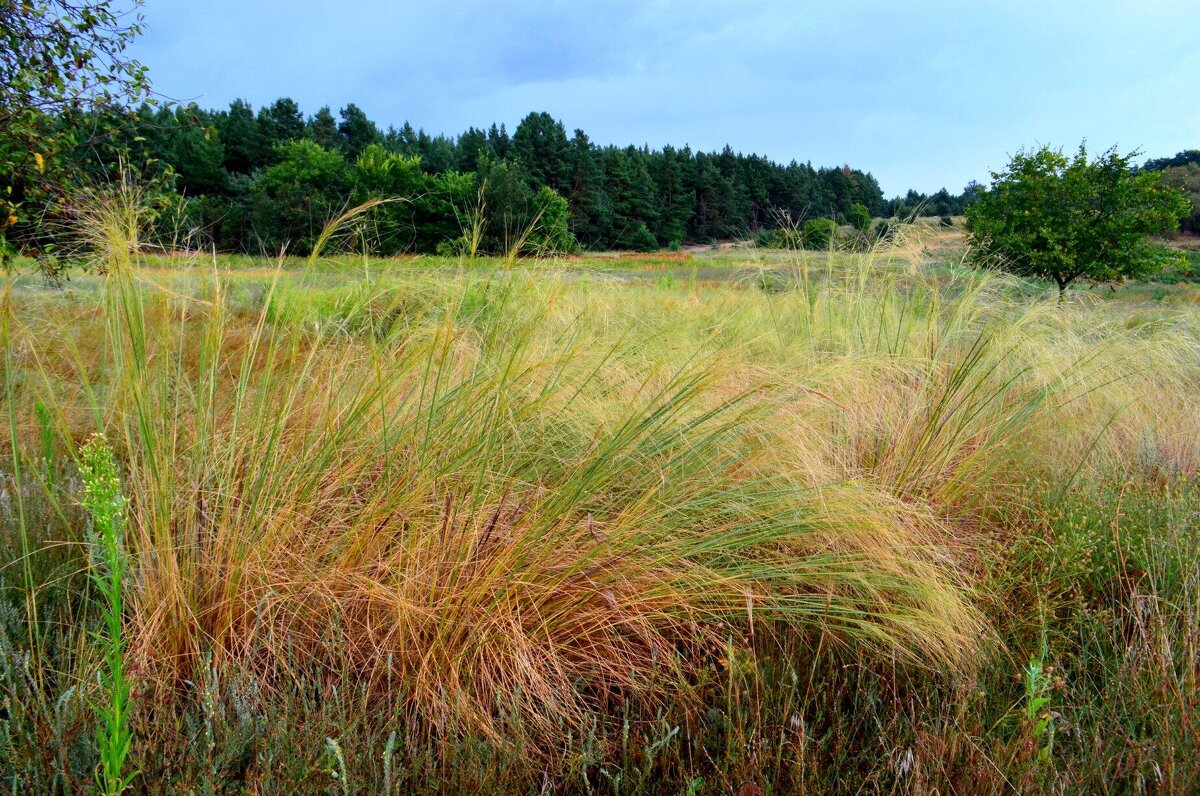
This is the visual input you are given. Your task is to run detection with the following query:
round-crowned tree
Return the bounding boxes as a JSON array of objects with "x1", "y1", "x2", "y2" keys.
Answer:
[{"x1": 966, "y1": 144, "x2": 1189, "y2": 296}]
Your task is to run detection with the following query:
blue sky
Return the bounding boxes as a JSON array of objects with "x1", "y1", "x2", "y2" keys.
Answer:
[{"x1": 129, "y1": 0, "x2": 1199, "y2": 195}]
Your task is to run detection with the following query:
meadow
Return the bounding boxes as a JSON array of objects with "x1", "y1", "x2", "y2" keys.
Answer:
[{"x1": 2, "y1": 209, "x2": 1199, "y2": 793}]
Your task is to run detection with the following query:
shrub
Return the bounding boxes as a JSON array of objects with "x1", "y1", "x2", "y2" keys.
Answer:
[
  {"x1": 618, "y1": 220, "x2": 658, "y2": 252},
  {"x1": 802, "y1": 217, "x2": 838, "y2": 250},
  {"x1": 768, "y1": 227, "x2": 802, "y2": 249},
  {"x1": 1160, "y1": 163, "x2": 1200, "y2": 234},
  {"x1": 849, "y1": 203, "x2": 871, "y2": 232},
  {"x1": 352, "y1": 145, "x2": 473, "y2": 254},
  {"x1": 527, "y1": 186, "x2": 575, "y2": 254}
]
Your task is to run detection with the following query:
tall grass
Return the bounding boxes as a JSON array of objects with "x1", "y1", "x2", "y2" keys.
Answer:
[
  {"x1": 85, "y1": 248, "x2": 983, "y2": 743},
  {"x1": 2, "y1": 185, "x2": 1199, "y2": 791}
]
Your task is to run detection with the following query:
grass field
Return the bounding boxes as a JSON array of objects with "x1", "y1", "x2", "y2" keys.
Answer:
[{"x1": 2, "y1": 218, "x2": 1200, "y2": 792}]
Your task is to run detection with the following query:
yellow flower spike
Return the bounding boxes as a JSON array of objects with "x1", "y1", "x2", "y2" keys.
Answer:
[
  {"x1": 6, "y1": 214, "x2": 17, "y2": 225},
  {"x1": 33, "y1": 152, "x2": 44, "y2": 172}
]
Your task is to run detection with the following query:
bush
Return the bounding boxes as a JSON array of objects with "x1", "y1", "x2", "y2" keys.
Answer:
[
  {"x1": 478, "y1": 156, "x2": 579, "y2": 255},
  {"x1": 1160, "y1": 164, "x2": 1200, "y2": 234},
  {"x1": 528, "y1": 186, "x2": 575, "y2": 254},
  {"x1": 766, "y1": 227, "x2": 802, "y2": 249},
  {"x1": 803, "y1": 217, "x2": 838, "y2": 250},
  {"x1": 849, "y1": 203, "x2": 871, "y2": 232},
  {"x1": 618, "y1": 220, "x2": 658, "y2": 252}
]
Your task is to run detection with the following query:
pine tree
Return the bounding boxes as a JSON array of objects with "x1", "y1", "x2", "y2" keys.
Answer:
[
  {"x1": 566, "y1": 129, "x2": 612, "y2": 247},
  {"x1": 170, "y1": 104, "x2": 226, "y2": 195},
  {"x1": 511, "y1": 111, "x2": 571, "y2": 195},
  {"x1": 395, "y1": 122, "x2": 419, "y2": 156},
  {"x1": 218, "y1": 98, "x2": 267, "y2": 174},
  {"x1": 259, "y1": 98, "x2": 305, "y2": 149},
  {"x1": 650, "y1": 145, "x2": 695, "y2": 246},
  {"x1": 604, "y1": 147, "x2": 659, "y2": 251},
  {"x1": 487, "y1": 123, "x2": 510, "y2": 159},
  {"x1": 307, "y1": 106, "x2": 339, "y2": 150},
  {"x1": 337, "y1": 103, "x2": 380, "y2": 160},
  {"x1": 457, "y1": 126, "x2": 489, "y2": 173}
]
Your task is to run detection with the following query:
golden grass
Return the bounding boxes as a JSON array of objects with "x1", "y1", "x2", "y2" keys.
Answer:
[{"x1": 6, "y1": 189, "x2": 1200, "y2": 754}]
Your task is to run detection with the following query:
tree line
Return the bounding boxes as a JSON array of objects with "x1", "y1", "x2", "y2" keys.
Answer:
[
  {"x1": 4, "y1": 2, "x2": 1195, "y2": 264},
  {"x1": 1142, "y1": 150, "x2": 1200, "y2": 234},
  {"x1": 37, "y1": 100, "x2": 982, "y2": 256}
]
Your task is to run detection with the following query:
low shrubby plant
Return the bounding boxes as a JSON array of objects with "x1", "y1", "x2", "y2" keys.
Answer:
[{"x1": 802, "y1": 217, "x2": 838, "y2": 250}]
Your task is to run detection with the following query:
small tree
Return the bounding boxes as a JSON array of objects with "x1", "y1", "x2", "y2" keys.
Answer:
[
  {"x1": 802, "y1": 218, "x2": 838, "y2": 250},
  {"x1": 848, "y1": 202, "x2": 871, "y2": 232},
  {"x1": 966, "y1": 144, "x2": 1189, "y2": 295}
]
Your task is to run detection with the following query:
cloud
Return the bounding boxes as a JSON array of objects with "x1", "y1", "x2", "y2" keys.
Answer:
[{"x1": 129, "y1": 0, "x2": 1200, "y2": 194}]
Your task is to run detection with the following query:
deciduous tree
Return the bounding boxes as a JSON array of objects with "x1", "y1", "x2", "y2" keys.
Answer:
[
  {"x1": 967, "y1": 145, "x2": 1189, "y2": 295},
  {"x1": 1, "y1": 0, "x2": 150, "y2": 259}
]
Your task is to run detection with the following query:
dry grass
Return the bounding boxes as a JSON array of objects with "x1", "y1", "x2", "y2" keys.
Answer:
[{"x1": 3, "y1": 187, "x2": 1200, "y2": 791}]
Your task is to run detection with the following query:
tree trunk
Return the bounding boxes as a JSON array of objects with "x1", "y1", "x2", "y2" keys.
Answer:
[{"x1": 1055, "y1": 277, "x2": 1068, "y2": 301}]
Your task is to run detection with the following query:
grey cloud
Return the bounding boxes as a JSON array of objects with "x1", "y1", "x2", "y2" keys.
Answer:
[{"x1": 130, "y1": 0, "x2": 1200, "y2": 194}]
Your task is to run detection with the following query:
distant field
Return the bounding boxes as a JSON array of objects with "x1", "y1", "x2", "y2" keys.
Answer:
[{"x1": 3, "y1": 231, "x2": 1200, "y2": 792}]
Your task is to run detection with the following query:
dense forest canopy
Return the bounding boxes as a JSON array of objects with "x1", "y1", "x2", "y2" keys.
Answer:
[{"x1": 33, "y1": 100, "x2": 983, "y2": 255}]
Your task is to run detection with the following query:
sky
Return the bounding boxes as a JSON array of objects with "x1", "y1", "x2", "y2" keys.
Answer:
[{"x1": 128, "y1": 0, "x2": 1200, "y2": 196}]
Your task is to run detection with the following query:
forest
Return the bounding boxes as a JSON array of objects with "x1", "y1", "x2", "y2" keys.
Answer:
[{"x1": 30, "y1": 100, "x2": 977, "y2": 255}]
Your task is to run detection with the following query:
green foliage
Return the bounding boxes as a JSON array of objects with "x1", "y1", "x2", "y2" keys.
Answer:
[
  {"x1": 165, "y1": 104, "x2": 228, "y2": 195},
  {"x1": 29, "y1": 98, "x2": 902, "y2": 255},
  {"x1": 606, "y1": 147, "x2": 661, "y2": 251},
  {"x1": 565, "y1": 129, "x2": 613, "y2": 248},
  {"x1": 763, "y1": 227, "x2": 802, "y2": 249},
  {"x1": 250, "y1": 140, "x2": 352, "y2": 254},
  {"x1": 511, "y1": 111, "x2": 571, "y2": 195},
  {"x1": 307, "y1": 106, "x2": 339, "y2": 150},
  {"x1": 1022, "y1": 648, "x2": 1055, "y2": 763},
  {"x1": 528, "y1": 186, "x2": 574, "y2": 253},
  {"x1": 802, "y1": 217, "x2": 838, "y2": 250},
  {"x1": 967, "y1": 144, "x2": 1190, "y2": 292},
  {"x1": 217, "y1": 99, "x2": 266, "y2": 174},
  {"x1": 351, "y1": 144, "x2": 473, "y2": 254},
  {"x1": 1142, "y1": 149, "x2": 1200, "y2": 172},
  {"x1": 0, "y1": 0, "x2": 149, "y2": 265},
  {"x1": 337, "y1": 103, "x2": 380, "y2": 160},
  {"x1": 1159, "y1": 163, "x2": 1200, "y2": 234},
  {"x1": 78, "y1": 435, "x2": 136, "y2": 795},
  {"x1": 848, "y1": 202, "x2": 871, "y2": 231},
  {"x1": 259, "y1": 97, "x2": 306, "y2": 148}
]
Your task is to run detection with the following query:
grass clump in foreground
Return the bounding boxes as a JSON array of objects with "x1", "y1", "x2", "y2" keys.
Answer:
[{"x1": 1, "y1": 193, "x2": 1199, "y2": 792}]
